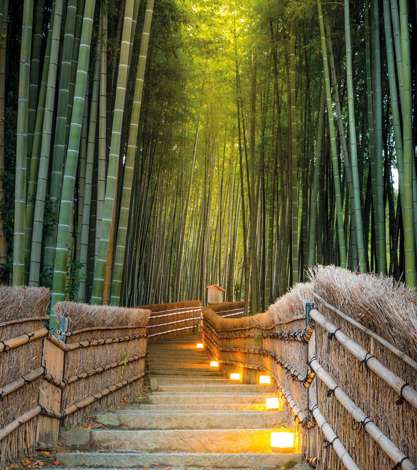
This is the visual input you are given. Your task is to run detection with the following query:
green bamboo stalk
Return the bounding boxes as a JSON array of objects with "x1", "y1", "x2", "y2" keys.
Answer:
[
  {"x1": 0, "y1": 0, "x2": 8, "y2": 266},
  {"x1": 13, "y1": 0, "x2": 34, "y2": 285},
  {"x1": 78, "y1": 53, "x2": 99, "y2": 301},
  {"x1": 29, "y1": 0, "x2": 64, "y2": 286},
  {"x1": 43, "y1": 0, "x2": 78, "y2": 280},
  {"x1": 371, "y1": 0, "x2": 387, "y2": 275},
  {"x1": 50, "y1": 0, "x2": 96, "y2": 322},
  {"x1": 317, "y1": 0, "x2": 347, "y2": 267},
  {"x1": 25, "y1": 28, "x2": 52, "y2": 271},
  {"x1": 110, "y1": 0, "x2": 155, "y2": 305},
  {"x1": 307, "y1": 89, "x2": 324, "y2": 267},
  {"x1": 27, "y1": 0, "x2": 45, "y2": 160},
  {"x1": 399, "y1": 0, "x2": 417, "y2": 288},
  {"x1": 96, "y1": 6, "x2": 107, "y2": 260},
  {"x1": 344, "y1": 0, "x2": 366, "y2": 272},
  {"x1": 91, "y1": 0, "x2": 135, "y2": 304}
]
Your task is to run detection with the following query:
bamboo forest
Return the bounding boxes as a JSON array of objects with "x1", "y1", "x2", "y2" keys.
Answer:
[
  {"x1": 2, "y1": 1, "x2": 417, "y2": 469},
  {"x1": 2, "y1": 0, "x2": 417, "y2": 316}
]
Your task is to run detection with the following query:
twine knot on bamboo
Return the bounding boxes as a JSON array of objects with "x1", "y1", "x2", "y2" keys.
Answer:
[
  {"x1": 327, "y1": 327, "x2": 340, "y2": 340},
  {"x1": 361, "y1": 352, "x2": 374, "y2": 369},
  {"x1": 391, "y1": 456, "x2": 411, "y2": 470}
]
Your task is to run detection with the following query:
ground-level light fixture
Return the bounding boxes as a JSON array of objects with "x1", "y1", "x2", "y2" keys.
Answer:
[
  {"x1": 259, "y1": 375, "x2": 271, "y2": 385},
  {"x1": 265, "y1": 397, "x2": 282, "y2": 410},
  {"x1": 196, "y1": 342, "x2": 204, "y2": 349},
  {"x1": 210, "y1": 360, "x2": 219, "y2": 367},
  {"x1": 270, "y1": 429, "x2": 297, "y2": 453},
  {"x1": 230, "y1": 372, "x2": 241, "y2": 381}
]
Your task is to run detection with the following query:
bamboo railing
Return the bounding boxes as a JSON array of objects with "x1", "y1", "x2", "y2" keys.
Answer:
[
  {"x1": 141, "y1": 300, "x2": 202, "y2": 340},
  {"x1": 208, "y1": 301, "x2": 246, "y2": 318},
  {"x1": 202, "y1": 290, "x2": 417, "y2": 470}
]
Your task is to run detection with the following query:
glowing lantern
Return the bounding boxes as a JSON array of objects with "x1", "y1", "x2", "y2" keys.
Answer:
[
  {"x1": 259, "y1": 375, "x2": 271, "y2": 385},
  {"x1": 265, "y1": 397, "x2": 281, "y2": 410},
  {"x1": 230, "y1": 372, "x2": 241, "y2": 381},
  {"x1": 270, "y1": 430, "x2": 296, "y2": 452},
  {"x1": 210, "y1": 360, "x2": 219, "y2": 368},
  {"x1": 196, "y1": 342, "x2": 204, "y2": 349}
]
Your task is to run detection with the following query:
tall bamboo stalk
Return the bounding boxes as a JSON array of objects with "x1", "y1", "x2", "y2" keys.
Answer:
[
  {"x1": 111, "y1": 0, "x2": 155, "y2": 305},
  {"x1": 51, "y1": 0, "x2": 96, "y2": 321},
  {"x1": 13, "y1": 0, "x2": 34, "y2": 285}
]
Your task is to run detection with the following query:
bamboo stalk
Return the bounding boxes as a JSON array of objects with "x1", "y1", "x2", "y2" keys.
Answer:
[
  {"x1": 0, "y1": 327, "x2": 48, "y2": 353},
  {"x1": 63, "y1": 372, "x2": 145, "y2": 417},
  {"x1": 0, "y1": 406, "x2": 41, "y2": 442},
  {"x1": 312, "y1": 405, "x2": 360, "y2": 470},
  {"x1": 0, "y1": 367, "x2": 43, "y2": 398},
  {"x1": 310, "y1": 308, "x2": 417, "y2": 409},
  {"x1": 311, "y1": 358, "x2": 415, "y2": 470}
]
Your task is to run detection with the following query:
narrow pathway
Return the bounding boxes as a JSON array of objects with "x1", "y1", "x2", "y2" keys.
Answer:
[{"x1": 56, "y1": 336, "x2": 304, "y2": 469}]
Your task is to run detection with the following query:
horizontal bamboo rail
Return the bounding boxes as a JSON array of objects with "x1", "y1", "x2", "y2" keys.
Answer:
[
  {"x1": 0, "y1": 406, "x2": 41, "y2": 442},
  {"x1": 0, "y1": 327, "x2": 48, "y2": 352},
  {"x1": 0, "y1": 367, "x2": 44, "y2": 398},
  {"x1": 0, "y1": 316, "x2": 48, "y2": 328},
  {"x1": 48, "y1": 332, "x2": 145, "y2": 351},
  {"x1": 310, "y1": 308, "x2": 417, "y2": 409}
]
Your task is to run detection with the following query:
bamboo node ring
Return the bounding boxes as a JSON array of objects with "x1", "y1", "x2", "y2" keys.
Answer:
[
  {"x1": 391, "y1": 456, "x2": 410, "y2": 470},
  {"x1": 327, "y1": 328, "x2": 340, "y2": 340},
  {"x1": 396, "y1": 383, "x2": 409, "y2": 406},
  {"x1": 361, "y1": 352, "x2": 374, "y2": 369}
]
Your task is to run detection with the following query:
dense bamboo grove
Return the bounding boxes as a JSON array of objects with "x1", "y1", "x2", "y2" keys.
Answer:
[{"x1": 1, "y1": 0, "x2": 417, "y2": 316}]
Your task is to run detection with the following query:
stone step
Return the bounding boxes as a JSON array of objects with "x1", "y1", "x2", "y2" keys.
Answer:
[
  {"x1": 145, "y1": 392, "x2": 268, "y2": 405},
  {"x1": 153, "y1": 376, "x2": 230, "y2": 384},
  {"x1": 150, "y1": 369, "x2": 222, "y2": 376},
  {"x1": 156, "y1": 383, "x2": 275, "y2": 393},
  {"x1": 130, "y1": 402, "x2": 280, "y2": 411},
  {"x1": 63, "y1": 428, "x2": 289, "y2": 453},
  {"x1": 95, "y1": 410, "x2": 287, "y2": 429},
  {"x1": 55, "y1": 451, "x2": 302, "y2": 469}
]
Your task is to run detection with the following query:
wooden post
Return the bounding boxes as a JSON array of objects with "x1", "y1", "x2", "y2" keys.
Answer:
[
  {"x1": 37, "y1": 338, "x2": 65, "y2": 448},
  {"x1": 207, "y1": 285, "x2": 225, "y2": 304}
]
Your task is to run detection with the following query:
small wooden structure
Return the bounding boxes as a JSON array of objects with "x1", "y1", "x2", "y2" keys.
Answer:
[{"x1": 207, "y1": 284, "x2": 225, "y2": 304}]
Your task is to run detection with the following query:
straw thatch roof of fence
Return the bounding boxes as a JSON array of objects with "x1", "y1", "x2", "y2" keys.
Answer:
[
  {"x1": 266, "y1": 282, "x2": 314, "y2": 323},
  {"x1": 310, "y1": 265, "x2": 417, "y2": 359},
  {"x1": 0, "y1": 287, "x2": 50, "y2": 323},
  {"x1": 55, "y1": 302, "x2": 150, "y2": 331}
]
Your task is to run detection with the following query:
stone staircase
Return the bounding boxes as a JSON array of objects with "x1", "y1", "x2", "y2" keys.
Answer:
[{"x1": 55, "y1": 336, "x2": 304, "y2": 469}]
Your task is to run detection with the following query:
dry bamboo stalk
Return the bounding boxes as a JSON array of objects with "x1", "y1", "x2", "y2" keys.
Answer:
[
  {"x1": 147, "y1": 316, "x2": 201, "y2": 329},
  {"x1": 312, "y1": 405, "x2": 360, "y2": 470},
  {"x1": 0, "y1": 327, "x2": 48, "y2": 353},
  {"x1": 0, "y1": 406, "x2": 41, "y2": 442},
  {"x1": 0, "y1": 367, "x2": 44, "y2": 398},
  {"x1": 65, "y1": 353, "x2": 146, "y2": 384},
  {"x1": 63, "y1": 372, "x2": 145, "y2": 417},
  {"x1": 311, "y1": 309, "x2": 417, "y2": 409},
  {"x1": 313, "y1": 293, "x2": 417, "y2": 371},
  {"x1": 149, "y1": 325, "x2": 198, "y2": 337},
  {"x1": 48, "y1": 332, "x2": 145, "y2": 351},
  {"x1": 67, "y1": 325, "x2": 147, "y2": 336},
  {"x1": 311, "y1": 358, "x2": 415, "y2": 470},
  {"x1": 0, "y1": 316, "x2": 49, "y2": 328},
  {"x1": 150, "y1": 309, "x2": 202, "y2": 319}
]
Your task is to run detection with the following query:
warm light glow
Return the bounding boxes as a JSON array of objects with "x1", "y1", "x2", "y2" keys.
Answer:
[
  {"x1": 196, "y1": 342, "x2": 204, "y2": 349},
  {"x1": 230, "y1": 372, "x2": 241, "y2": 381},
  {"x1": 266, "y1": 397, "x2": 281, "y2": 410},
  {"x1": 270, "y1": 431, "x2": 296, "y2": 452},
  {"x1": 259, "y1": 375, "x2": 271, "y2": 385},
  {"x1": 210, "y1": 360, "x2": 219, "y2": 367}
]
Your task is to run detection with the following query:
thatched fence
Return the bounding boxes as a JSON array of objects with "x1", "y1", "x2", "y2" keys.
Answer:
[
  {"x1": 141, "y1": 300, "x2": 202, "y2": 341},
  {"x1": 0, "y1": 290, "x2": 150, "y2": 467},
  {"x1": 0, "y1": 288, "x2": 50, "y2": 466},
  {"x1": 202, "y1": 267, "x2": 417, "y2": 470}
]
